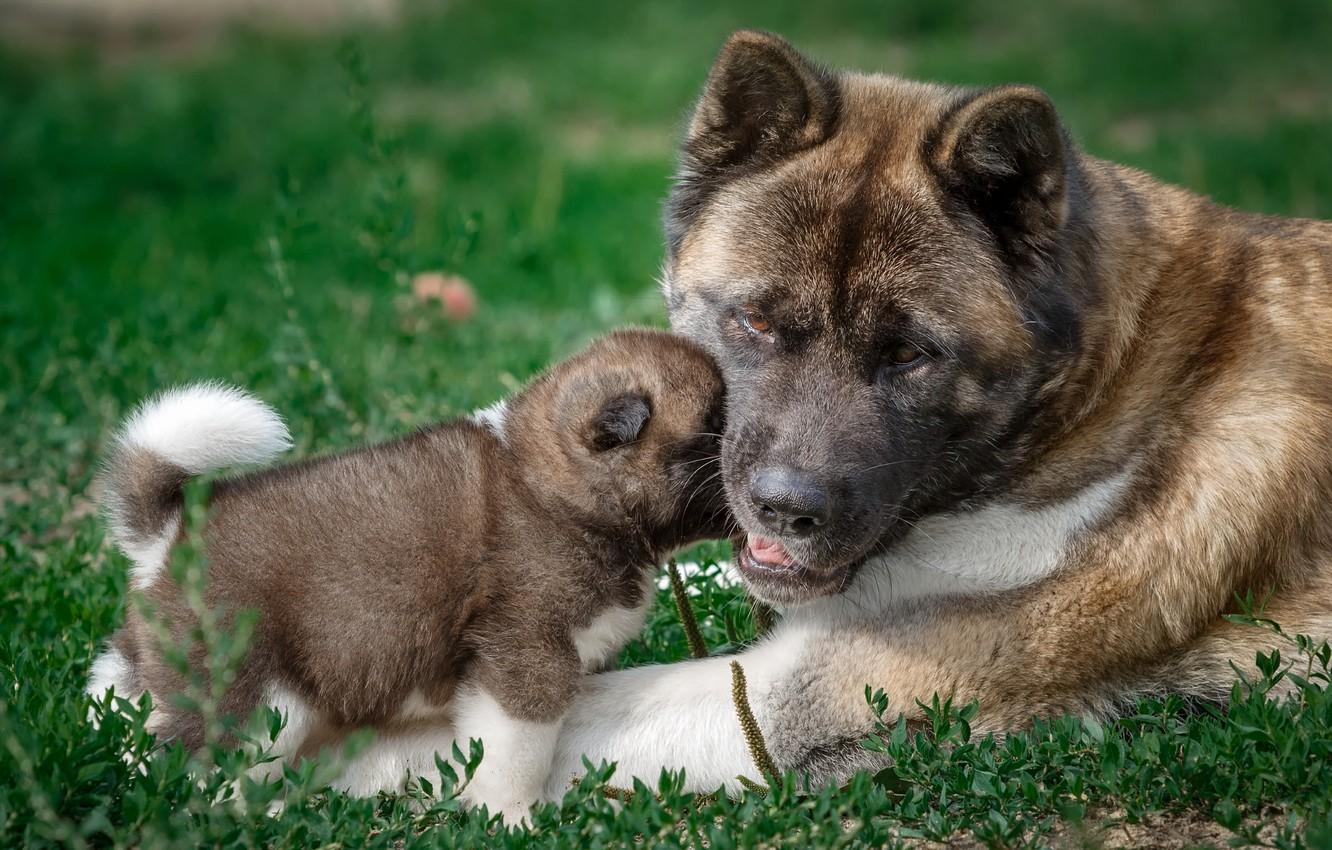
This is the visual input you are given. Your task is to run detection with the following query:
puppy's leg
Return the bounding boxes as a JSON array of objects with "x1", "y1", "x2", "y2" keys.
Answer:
[
  {"x1": 329, "y1": 723, "x2": 455, "y2": 797},
  {"x1": 455, "y1": 647, "x2": 580, "y2": 823},
  {"x1": 87, "y1": 631, "x2": 154, "y2": 774},
  {"x1": 87, "y1": 631, "x2": 145, "y2": 719},
  {"x1": 453, "y1": 687, "x2": 562, "y2": 822},
  {"x1": 245, "y1": 683, "x2": 320, "y2": 782}
]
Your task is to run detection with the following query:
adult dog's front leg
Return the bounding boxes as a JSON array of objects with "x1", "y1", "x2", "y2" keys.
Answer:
[{"x1": 543, "y1": 633, "x2": 803, "y2": 799}]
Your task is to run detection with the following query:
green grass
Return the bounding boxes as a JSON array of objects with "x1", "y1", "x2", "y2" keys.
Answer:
[{"x1": 3, "y1": 0, "x2": 1332, "y2": 846}]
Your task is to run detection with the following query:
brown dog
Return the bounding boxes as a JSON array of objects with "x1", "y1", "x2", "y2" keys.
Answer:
[
  {"x1": 538, "y1": 31, "x2": 1332, "y2": 796},
  {"x1": 88, "y1": 328, "x2": 728, "y2": 818}
]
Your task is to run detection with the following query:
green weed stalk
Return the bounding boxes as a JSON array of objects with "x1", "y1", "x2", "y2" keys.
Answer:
[{"x1": 668, "y1": 559, "x2": 709, "y2": 659}]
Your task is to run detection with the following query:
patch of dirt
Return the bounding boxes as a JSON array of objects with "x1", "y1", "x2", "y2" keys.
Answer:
[
  {"x1": 558, "y1": 115, "x2": 673, "y2": 162},
  {"x1": 379, "y1": 82, "x2": 672, "y2": 161},
  {"x1": 1042, "y1": 810, "x2": 1253, "y2": 850},
  {"x1": 1105, "y1": 85, "x2": 1331, "y2": 157},
  {"x1": 798, "y1": 35, "x2": 913, "y2": 77},
  {"x1": 1106, "y1": 116, "x2": 1158, "y2": 154},
  {"x1": 881, "y1": 809, "x2": 1279, "y2": 849},
  {"x1": 1, "y1": 479, "x2": 100, "y2": 549}
]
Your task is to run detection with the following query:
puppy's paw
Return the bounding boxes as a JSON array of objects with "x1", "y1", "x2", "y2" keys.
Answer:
[
  {"x1": 496, "y1": 800, "x2": 537, "y2": 827},
  {"x1": 460, "y1": 783, "x2": 538, "y2": 827},
  {"x1": 453, "y1": 686, "x2": 563, "y2": 829}
]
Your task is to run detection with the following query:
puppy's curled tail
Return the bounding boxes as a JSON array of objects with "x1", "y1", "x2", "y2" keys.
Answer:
[{"x1": 102, "y1": 382, "x2": 291, "y2": 589}]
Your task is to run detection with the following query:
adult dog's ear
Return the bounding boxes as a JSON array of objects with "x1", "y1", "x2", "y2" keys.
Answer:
[
  {"x1": 586, "y1": 393, "x2": 651, "y2": 452},
  {"x1": 684, "y1": 30, "x2": 839, "y2": 173},
  {"x1": 667, "y1": 31, "x2": 840, "y2": 251},
  {"x1": 930, "y1": 85, "x2": 1069, "y2": 265}
]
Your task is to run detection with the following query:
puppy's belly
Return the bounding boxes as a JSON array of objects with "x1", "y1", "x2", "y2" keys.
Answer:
[{"x1": 394, "y1": 687, "x2": 455, "y2": 724}]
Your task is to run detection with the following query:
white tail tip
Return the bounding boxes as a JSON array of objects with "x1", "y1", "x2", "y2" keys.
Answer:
[{"x1": 118, "y1": 382, "x2": 292, "y2": 474}]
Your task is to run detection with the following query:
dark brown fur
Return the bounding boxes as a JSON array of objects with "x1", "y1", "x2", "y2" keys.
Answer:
[{"x1": 111, "y1": 329, "x2": 728, "y2": 749}]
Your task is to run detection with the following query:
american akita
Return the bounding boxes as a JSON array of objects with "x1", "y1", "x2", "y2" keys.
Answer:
[
  {"x1": 522, "y1": 31, "x2": 1332, "y2": 794},
  {"x1": 87, "y1": 329, "x2": 728, "y2": 819}
]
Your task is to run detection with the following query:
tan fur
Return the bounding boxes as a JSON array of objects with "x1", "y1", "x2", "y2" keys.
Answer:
[{"x1": 666, "y1": 31, "x2": 1332, "y2": 745}]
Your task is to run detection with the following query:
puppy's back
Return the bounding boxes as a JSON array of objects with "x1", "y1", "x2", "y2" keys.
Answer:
[{"x1": 149, "y1": 419, "x2": 507, "y2": 725}]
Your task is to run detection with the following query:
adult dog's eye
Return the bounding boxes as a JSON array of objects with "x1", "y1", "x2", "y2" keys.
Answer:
[
  {"x1": 737, "y1": 307, "x2": 774, "y2": 340},
  {"x1": 879, "y1": 343, "x2": 929, "y2": 380},
  {"x1": 889, "y1": 344, "x2": 923, "y2": 366}
]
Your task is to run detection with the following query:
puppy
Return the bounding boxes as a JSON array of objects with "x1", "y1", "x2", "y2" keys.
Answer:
[{"x1": 88, "y1": 329, "x2": 729, "y2": 818}]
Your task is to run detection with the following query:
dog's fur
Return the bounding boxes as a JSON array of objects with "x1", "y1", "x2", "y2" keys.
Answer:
[
  {"x1": 530, "y1": 31, "x2": 1332, "y2": 796},
  {"x1": 88, "y1": 329, "x2": 727, "y2": 817}
]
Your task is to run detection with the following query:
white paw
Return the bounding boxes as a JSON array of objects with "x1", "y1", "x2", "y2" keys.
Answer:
[
  {"x1": 496, "y1": 800, "x2": 535, "y2": 827},
  {"x1": 452, "y1": 687, "x2": 563, "y2": 828},
  {"x1": 461, "y1": 784, "x2": 537, "y2": 826}
]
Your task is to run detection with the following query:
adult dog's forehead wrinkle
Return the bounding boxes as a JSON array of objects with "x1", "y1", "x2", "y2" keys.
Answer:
[
  {"x1": 674, "y1": 78, "x2": 1029, "y2": 361},
  {"x1": 757, "y1": 155, "x2": 1010, "y2": 352},
  {"x1": 735, "y1": 181, "x2": 902, "y2": 343}
]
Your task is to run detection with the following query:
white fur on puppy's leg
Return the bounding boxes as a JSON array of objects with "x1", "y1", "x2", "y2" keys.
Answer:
[
  {"x1": 86, "y1": 645, "x2": 152, "y2": 774},
  {"x1": 87, "y1": 645, "x2": 139, "y2": 709},
  {"x1": 262, "y1": 685, "x2": 316, "y2": 757},
  {"x1": 236, "y1": 684, "x2": 321, "y2": 787},
  {"x1": 454, "y1": 686, "x2": 562, "y2": 824},
  {"x1": 545, "y1": 628, "x2": 803, "y2": 798},
  {"x1": 328, "y1": 724, "x2": 454, "y2": 796}
]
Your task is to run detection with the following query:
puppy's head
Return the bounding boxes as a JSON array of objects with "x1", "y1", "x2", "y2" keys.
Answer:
[{"x1": 508, "y1": 329, "x2": 730, "y2": 551}]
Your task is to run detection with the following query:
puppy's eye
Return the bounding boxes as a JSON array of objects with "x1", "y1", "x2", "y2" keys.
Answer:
[{"x1": 737, "y1": 307, "x2": 774, "y2": 339}]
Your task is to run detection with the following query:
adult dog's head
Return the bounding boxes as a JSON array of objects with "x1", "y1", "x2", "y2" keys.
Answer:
[{"x1": 664, "y1": 31, "x2": 1100, "y2": 606}]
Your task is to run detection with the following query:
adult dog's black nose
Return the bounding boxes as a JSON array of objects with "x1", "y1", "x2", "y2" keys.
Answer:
[{"x1": 749, "y1": 466, "x2": 831, "y2": 537}]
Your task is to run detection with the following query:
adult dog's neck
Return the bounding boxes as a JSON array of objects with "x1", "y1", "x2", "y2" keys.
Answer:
[{"x1": 1013, "y1": 155, "x2": 1225, "y2": 501}]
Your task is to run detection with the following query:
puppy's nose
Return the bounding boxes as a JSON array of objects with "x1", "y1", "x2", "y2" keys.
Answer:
[{"x1": 749, "y1": 466, "x2": 831, "y2": 537}]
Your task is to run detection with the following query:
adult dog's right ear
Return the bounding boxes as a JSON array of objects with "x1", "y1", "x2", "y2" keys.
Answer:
[{"x1": 668, "y1": 31, "x2": 841, "y2": 251}]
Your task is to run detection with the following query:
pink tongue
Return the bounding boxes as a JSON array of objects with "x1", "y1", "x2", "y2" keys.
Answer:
[{"x1": 748, "y1": 535, "x2": 799, "y2": 567}]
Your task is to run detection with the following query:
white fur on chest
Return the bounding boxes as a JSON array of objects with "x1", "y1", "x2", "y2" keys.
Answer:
[
  {"x1": 802, "y1": 468, "x2": 1132, "y2": 619},
  {"x1": 572, "y1": 587, "x2": 653, "y2": 672}
]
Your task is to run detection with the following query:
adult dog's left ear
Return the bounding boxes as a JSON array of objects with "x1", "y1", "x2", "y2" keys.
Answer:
[
  {"x1": 683, "y1": 30, "x2": 839, "y2": 174},
  {"x1": 666, "y1": 30, "x2": 840, "y2": 254},
  {"x1": 930, "y1": 85, "x2": 1069, "y2": 265}
]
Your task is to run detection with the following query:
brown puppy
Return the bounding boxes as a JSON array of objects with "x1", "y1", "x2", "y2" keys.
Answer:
[{"x1": 88, "y1": 328, "x2": 728, "y2": 818}]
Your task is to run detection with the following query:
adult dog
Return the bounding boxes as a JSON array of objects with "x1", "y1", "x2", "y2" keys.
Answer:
[
  {"x1": 529, "y1": 30, "x2": 1332, "y2": 794},
  {"x1": 312, "y1": 30, "x2": 1332, "y2": 798}
]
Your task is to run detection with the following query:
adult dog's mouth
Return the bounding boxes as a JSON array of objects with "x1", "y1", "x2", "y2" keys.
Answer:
[
  {"x1": 740, "y1": 535, "x2": 801, "y2": 573},
  {"x1": 737, "y1": 534, "x2": 866, "y2": 607}
]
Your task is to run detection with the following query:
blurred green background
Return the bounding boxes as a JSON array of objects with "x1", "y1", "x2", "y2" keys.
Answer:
[
  {"x1": 2, "y1": 4, "x2": 1331, "y2": 845},
  {"x1": 2, "y1": 0, "x2": 1330, "y2": 498}
]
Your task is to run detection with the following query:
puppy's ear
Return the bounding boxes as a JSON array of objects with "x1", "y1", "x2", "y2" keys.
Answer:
[
  {"x1": 667, "y1": 31, "x2": 839, "y2": 253},
  {"x1": 586, "y1": 393, "x2": 651, "y2": 452},
  {"x1": 930, "y1": 85, "x2": 1068, "y2": 260}
]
